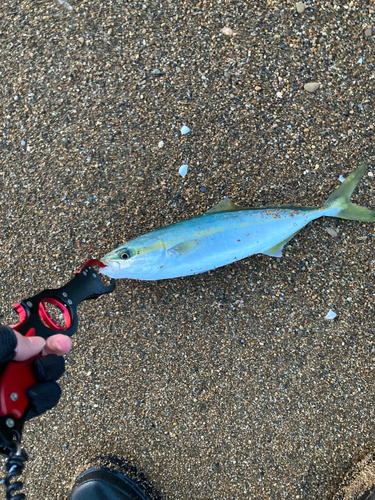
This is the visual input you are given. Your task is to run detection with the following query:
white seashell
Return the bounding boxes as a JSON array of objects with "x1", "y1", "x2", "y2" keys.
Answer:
[{"x1": 325, "y1": 310, "x2": 337, "y2": 320}]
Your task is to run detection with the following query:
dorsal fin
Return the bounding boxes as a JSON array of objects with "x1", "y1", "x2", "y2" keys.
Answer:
[{"x1": 206, "y1": 199, "x2": 244, "y2": 215}]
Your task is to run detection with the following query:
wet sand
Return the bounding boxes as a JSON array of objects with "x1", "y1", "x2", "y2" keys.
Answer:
[{"x1": 0, "y1": 1, "x2": 374, "y2": 498}]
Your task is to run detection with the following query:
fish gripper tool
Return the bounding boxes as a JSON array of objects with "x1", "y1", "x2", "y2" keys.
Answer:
[{"x1": 0, "y1": 259, "x2": 115, "y2": 448}]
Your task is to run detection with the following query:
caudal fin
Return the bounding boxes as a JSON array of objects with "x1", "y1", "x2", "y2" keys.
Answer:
[{"x1": 324, "y1": 163, "x2": 375, "y2": 222}]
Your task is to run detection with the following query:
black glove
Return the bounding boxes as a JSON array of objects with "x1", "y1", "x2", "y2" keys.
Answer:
[{"x1": 0, "y1": 325, "x2": 65, "y2": 420}]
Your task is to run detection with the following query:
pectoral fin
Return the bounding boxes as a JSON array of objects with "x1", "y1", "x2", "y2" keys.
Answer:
[
  {"x1": 206, "y1": 199, "x2": 244, "y2": 214},
  {"x1": 262, "y1": 229, "x2": 301, "y2": 258},
  {"x1": 167, "y1": 240, "x2": 200, "y2": 257}
]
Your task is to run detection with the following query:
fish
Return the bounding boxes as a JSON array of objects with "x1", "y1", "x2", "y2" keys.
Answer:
[{"x1": 100, "y1": 164, "x2": 375, "y2": 280}]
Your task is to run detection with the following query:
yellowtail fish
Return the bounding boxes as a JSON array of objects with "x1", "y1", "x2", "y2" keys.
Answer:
[{"x1": 101, "y1": 164, "x2": 374, "y2": 280}]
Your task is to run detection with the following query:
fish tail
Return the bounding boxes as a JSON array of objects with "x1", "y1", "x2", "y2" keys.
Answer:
[{"x1": 324, "y1": 163, "x2": 375, "y2": 222}]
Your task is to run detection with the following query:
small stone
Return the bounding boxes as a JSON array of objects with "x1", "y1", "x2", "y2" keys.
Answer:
[
  {"x1": 158, "y1": 140, "x2": 164, "y2": 148},
  {"x1": 78, "y1": 37, "x2": 85, "y2": 45},
  {"x1": 254, "y1": 86, "x2": 262, "y2": 91},
  {"x1": 179, "y1": 164, "x2": 188, "y2": 177},
  {"x1": 152, "y1": 68, "x2": 161, "y2": 75},
  {"x1": 296, "y1": 2, "x2": 306, "y2": 13},
  {"x1": 14, "y1": 95, "x2": 19, "y2": 101},
  {"x1": 347, "y1": 297, "x2": 353, "y2": 302},
  {"x1": 21, "y1": 140, "x2": 26, "y2": 147},
  {"x1": 325, "y1": 227, "x2": 338, "y2": 237},
  {"x1": 357, "y1": 57, "x2": 363, "y2": 64},
  {"x1": 304, "y1": 82, "x2": 320, "y2": 93},
  {"x1": 107, "y1": 28, "x2": 113, "y2": 36},
  {"x1": 339, "y1": 174, "x2": 345, "y2": 183},
  {"x1": 62, "y1": 138, "x2": 68, "y2": 144},
  {"x1": 221, "y1": 27, "x2": 234, "y2": 36},
  {"x1": 365, "y1": 28, "x2": 372, "y2": 37},
  {"x1": 200, "y1": 186, "x2": 207, "y2": 193},
  {"x1": 180, "y1": 125, "x2": 190, "y2": 135}
]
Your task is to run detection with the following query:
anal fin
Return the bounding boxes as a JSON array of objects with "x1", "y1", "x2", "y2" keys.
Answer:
[{"x1": 262, "y1": 229, "x2": 301, "y2": 258}]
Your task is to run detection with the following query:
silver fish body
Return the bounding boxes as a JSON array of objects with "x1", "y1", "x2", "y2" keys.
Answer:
[{"x1": 101, "y1": 164, "x2": 375, "y2": 280}]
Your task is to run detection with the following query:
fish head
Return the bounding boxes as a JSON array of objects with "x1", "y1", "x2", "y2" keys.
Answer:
[{"x1": 100, "y1": 238, "x2": 166, "y2": 280}]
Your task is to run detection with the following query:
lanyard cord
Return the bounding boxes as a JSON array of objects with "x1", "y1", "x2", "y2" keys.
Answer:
[{"x1": 1, "y1": 431, "x2": 28, "y2": 500}]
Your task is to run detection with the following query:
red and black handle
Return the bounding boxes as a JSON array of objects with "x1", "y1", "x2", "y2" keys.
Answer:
[{"x1": 0, "y1": 259, "x2": 115, "y2": 448}]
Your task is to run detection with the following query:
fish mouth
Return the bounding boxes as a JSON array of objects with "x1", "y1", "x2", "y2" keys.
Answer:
[{"x1": 99, "y1": 259, "x2": 121, "y2": 278}]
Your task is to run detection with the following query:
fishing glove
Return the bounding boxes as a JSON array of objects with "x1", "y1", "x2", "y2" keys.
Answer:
[{"x1": 0, "y1": 324, "x2": 65, "y2": 420}]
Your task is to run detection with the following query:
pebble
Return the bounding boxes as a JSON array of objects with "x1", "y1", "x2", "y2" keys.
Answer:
[
  {"x1": 179, "y1": 164, "x2": 188, "y2": 177},
  {"x1": 180, "y1": 125, "x2": 190, "y2": 135},
  {"x1": 21, "y1": 140, "x2": 26, "y2": 147},
  {"x1": 152, "y1": 69, "x2": 161, "y2": 75},
  {"x1": 365, "y1": 28, "x2": 372, "y2": 37},
  {"x1": 14, "y1": 95, "x2": 19, "y2": 101},
  {"x1": 296, "y1": 2, "x2": 306, "y2": 14},
  {"x1": 326, "y1": 228, "x2": 338, "y2": 237},
  {"x1": 255, "y1": 86, "x2": 262, "y2": 91},
  {"x1": 221, "y1": 27, "x2": 234, "y2": 36},
  {"x1": 339, "y1": 174, "x2": 346, "y2": 182},
  {"x1": 200, "y1": 186, "x2": 207, "y2": 193},
  {"x1": 304, "y1": 82, "x2": 320, "y2": 93},
  {"x1": 158, "y1": 140, "x2": 164, "y2": 148}
]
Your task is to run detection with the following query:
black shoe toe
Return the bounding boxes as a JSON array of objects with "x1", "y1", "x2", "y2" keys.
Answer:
[{"x1": 68, "y1": 467, "x2": 151, "y2": 500}]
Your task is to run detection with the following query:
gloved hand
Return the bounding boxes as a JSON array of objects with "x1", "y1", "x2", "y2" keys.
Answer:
[{"x1": 0, "y1": 325, "x2": 72, "y2": 420}]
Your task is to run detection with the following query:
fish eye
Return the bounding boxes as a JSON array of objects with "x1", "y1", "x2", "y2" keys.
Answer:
[{"x1": 119, "y1": 250, "x2": 131, "y2": 260}]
